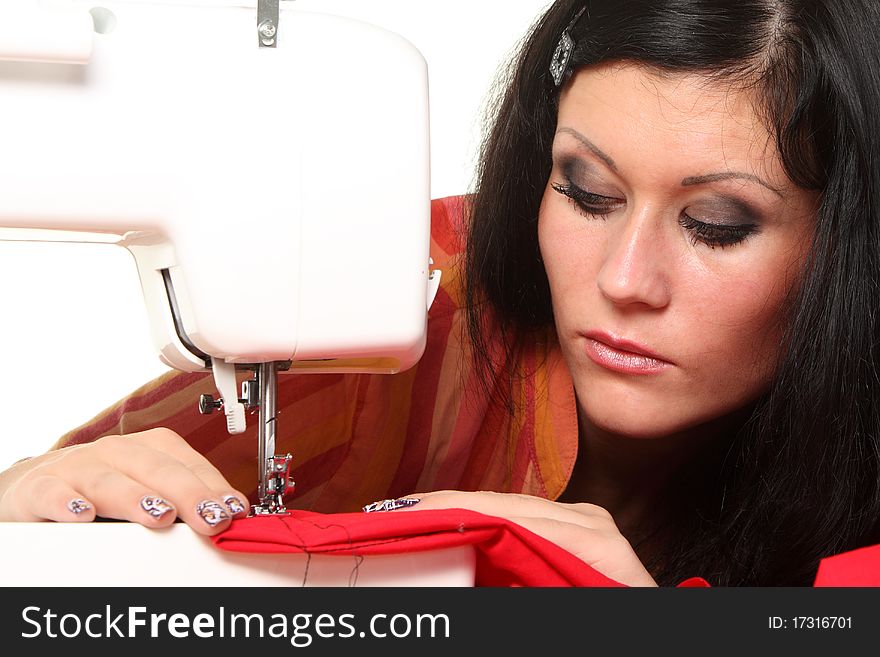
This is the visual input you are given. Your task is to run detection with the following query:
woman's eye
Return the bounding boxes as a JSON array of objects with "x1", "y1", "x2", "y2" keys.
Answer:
[
  {"x1": 552, "y1": 180, "x2": 759, "y2": 249},
  {"x1": 551, "y1": 181, "x2": 621, "y2": 216},
  {"x1": 678, "y1": 213, "x2": 758, "y2": 249}
]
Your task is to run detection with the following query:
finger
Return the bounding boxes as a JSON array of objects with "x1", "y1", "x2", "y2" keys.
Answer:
[
  {"x1": 6, "y1": 474, "x2": 97, "y2": 523},
  {"x1": 76, "y1": 468, "x2": 180, "y2": 528},
  {"x1": 506, "y1": 515, "x2": 603, "y2": 558},
  {"x1": 118, "y1": 431, "x2": 249, "y2": 518},
  {"x1": 509, "y1": 515, "x2": 655, "y2": 587},
  {"x1": 93, "y1": 443, "x2": 239, "y2": 534},
  {"x1": 405, "y1": 490, "x2": 616, "y2": 530}
]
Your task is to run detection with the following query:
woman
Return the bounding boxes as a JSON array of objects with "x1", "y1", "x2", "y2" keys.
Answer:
[{"x1": 2, "y1": 0, "x2": 879, "y2": 587}]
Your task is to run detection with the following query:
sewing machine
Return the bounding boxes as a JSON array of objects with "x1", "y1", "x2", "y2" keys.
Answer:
[{"x1": 0, "y1": 0, "x2": 474, "y2": 586}]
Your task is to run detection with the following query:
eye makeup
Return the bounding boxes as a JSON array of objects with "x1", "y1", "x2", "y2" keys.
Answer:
[
  {"x1": 551, "y1": 180, "x2": 621, "y2": 214},
  {"x1": 678, "y1": 213, "x2": 758, "y2": 248},
  {"x1": 551, "y1": 157, "x2": 623, "y2": 213},
  {"x1": 550, "y1": 156, "x2": 762, "y2": 249},
  {"x1": 681, "y1": 196, "x2": 761, "y2": 248}
]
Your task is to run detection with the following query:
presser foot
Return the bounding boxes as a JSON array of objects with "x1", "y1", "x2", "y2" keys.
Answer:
[{"x1": 249, "y1": 453, "x2": 295, "y2": 516}]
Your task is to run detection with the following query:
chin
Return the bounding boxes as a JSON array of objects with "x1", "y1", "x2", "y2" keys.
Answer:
[
  {"x1": 579, "y1": 389, "x2": 757, "y2": 441},
  {"x1": 584, "y1": 407, "x2": 689, "y2": 439},
  {"x1": 577, "y1": 388, "x2": 727, "y2": 440}
]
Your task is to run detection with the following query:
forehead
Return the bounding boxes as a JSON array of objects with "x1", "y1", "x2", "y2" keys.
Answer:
[{"x1": 557, "y1": 63, "x2": 780, "y2": 179}]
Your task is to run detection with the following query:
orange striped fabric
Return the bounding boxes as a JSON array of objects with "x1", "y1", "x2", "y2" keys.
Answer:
[{"x1": 51, "y1": 196, "x2": 580, "y2": 512}]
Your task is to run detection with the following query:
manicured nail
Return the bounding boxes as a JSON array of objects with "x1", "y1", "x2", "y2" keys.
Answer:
[
  {"x1": 223, "y1": 495, "x2": 246, "y2": 515},
  {"x1": 140, "y1": 495, "x2": 175, "y2": 519},
  {"x1": 362, "y1": 497, "x2": 421, "y2": 513},
  {"x1": 67, "y1": 498, "x2": 91, "y2": 515},
  {"x1": 196, "y1": 500, "x2": 229, "y2": 526}
]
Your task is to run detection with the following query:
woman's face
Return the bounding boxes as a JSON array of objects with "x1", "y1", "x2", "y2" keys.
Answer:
[{"x1": 539, "y1": 63, "x2": 817, "y2": 438}]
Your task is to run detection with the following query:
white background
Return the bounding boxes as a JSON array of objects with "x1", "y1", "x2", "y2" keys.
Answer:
[{"x1": 0, "y1": 0, "x2": 552, "y2": 466}]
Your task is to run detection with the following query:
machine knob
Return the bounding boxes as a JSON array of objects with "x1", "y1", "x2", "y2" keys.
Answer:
[{"x1": 198, "y1": 394, "x2": 223, "y2": 415}]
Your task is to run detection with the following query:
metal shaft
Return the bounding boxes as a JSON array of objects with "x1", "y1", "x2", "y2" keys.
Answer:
[{"x1": 257, "y1": 361, "x2": 277, "y2": 502}]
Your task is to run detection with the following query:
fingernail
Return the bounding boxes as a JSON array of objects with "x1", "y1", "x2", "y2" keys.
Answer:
[
  {"x1": 223, "y1": 495, "x2": 246, "y2": 515},
  {"x1": 196, "y1": 500, "x2": 230, "y2": 526},
  {"x1": 67, "y1": 498, "x2": 91, "y2": 515},
  {"x1": 140, "y1": 495, "x2": 175, "y2": 519},
  {"x1": 362, "y1": 497, "x2": 421, "y2": 513}
]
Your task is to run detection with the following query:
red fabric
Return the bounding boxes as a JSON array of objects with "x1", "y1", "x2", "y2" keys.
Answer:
[
  {"x1": 212, "y1": 509, "x2": 711, "y2": 588},
  {"x1": 675, "y1": 576, "x2": 712, "y2": 587},
  {"x1": 814, "y1": 543, "x2": 880, "y2": 586}
]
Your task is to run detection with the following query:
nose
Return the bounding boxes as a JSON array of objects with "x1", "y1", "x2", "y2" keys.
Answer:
[{"x1": 596, "y1": 204, "x2": 671, "y2": 309}]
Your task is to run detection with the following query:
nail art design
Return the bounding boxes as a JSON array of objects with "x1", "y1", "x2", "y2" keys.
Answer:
[
  {"x1": 362, "y1": 497, "x2": 421, "y2": 513},
  {"x1": 140, "y1": 495, "x2": 174, "y2": 519},
  {"x1": 223, "y1": 495, "x2": 246, "y2": 515},
  {"x1": 67, "y1": 498, "x2": 91, "y2": 514},
  {"x1": 196, "y1": 500, "x2": 229, "y2": 526}
]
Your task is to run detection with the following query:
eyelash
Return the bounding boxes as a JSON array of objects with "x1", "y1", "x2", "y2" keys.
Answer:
[{"x1": 551, "y1": 181, "x2": 758, "y2": 249}]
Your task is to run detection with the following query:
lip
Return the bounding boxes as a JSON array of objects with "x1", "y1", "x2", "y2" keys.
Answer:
[{"x1": 581, "y1": 330, "x2": 673, "y2": 375}]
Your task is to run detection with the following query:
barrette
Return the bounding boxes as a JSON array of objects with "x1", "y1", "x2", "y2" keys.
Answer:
[{"x1": 550, "y1": 6, "x2": 588, "y2": 87}]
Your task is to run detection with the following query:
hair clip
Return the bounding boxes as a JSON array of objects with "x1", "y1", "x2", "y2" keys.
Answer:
[{"x1": 550, "y1": 6, "x2": 587, "y2": 87}]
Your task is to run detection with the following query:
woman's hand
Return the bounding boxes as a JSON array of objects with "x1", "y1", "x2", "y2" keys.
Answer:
[
  {"x1": 0, "y1": 428, "x2": 248, "y2": 535},
  {"x1": 392, "y1": 490, "x2": 657, "y2": 587}
]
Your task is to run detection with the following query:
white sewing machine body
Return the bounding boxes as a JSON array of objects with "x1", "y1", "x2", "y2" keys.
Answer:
[
  {"x1": 0, "y1": 0, "x2": 473, "y2": 586},
  {"x1": 0, "y1": 0, "x2": 435, "y2": 375},
  {"x1": 0, "y1": 523, "x2": 477, "y2": 587}
]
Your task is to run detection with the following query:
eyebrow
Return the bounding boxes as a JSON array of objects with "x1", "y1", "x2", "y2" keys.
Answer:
[
  {"x1": 556, "y1": 127, "x2": 784, "y2": 198},
  {"x1": 557, "y1": 127, "x2": 618, "y2": 172},
  {"x1": 681, "y1": 173, "x2": 784, "y2": 198}
]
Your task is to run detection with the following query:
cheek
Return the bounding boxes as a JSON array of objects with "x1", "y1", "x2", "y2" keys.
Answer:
[
  {"x1": 538, "y1": 197, "x2": 601, "y2": 301},
  {"x1": 667, "y1": 261, "x2": 796, "y2": 435},
  {"x1": 686, "y1": 248, "x2": 802, "y2": 379}
]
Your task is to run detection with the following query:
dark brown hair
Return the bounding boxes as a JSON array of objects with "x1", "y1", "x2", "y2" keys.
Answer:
[{"x1": 464, "y1": 0, "x2": 880, "y2": 585}]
